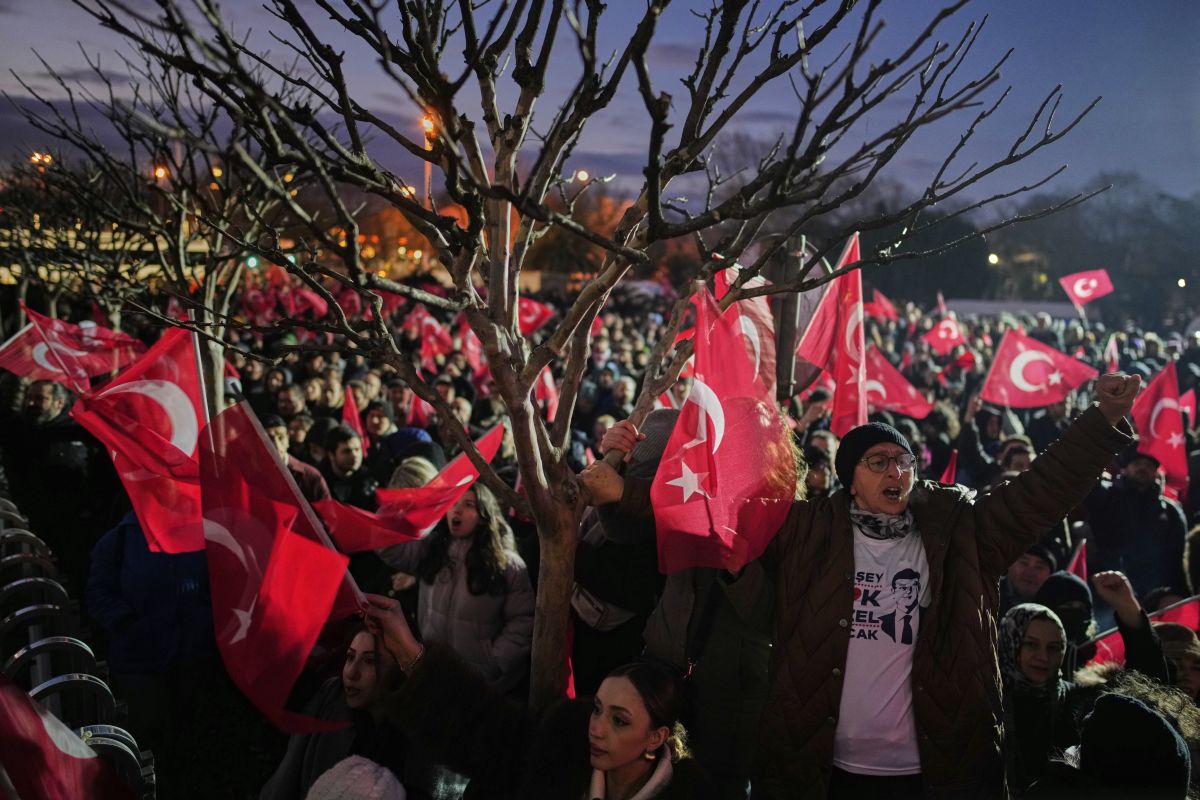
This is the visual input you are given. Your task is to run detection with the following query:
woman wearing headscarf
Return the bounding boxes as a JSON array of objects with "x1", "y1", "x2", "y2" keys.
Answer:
[{"x1": 1000, "y1": 571, "x2": 1170, "y2": 795}]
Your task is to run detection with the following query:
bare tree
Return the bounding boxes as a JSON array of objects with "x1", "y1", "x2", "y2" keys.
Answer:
[{"x1": 36, "y1": 0, "x2": 1104, "y2": 706}]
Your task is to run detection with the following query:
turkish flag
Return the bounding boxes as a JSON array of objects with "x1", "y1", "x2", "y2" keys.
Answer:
[
  {"x1": 293, "y1": 288, "x2": 329, "y2": 319},
  {"x1": 341, "y1": 383, "x2": 368, "y2": 450},
  {"x1": 923, "y1": 317, "x2": 966, "y2": 356},
  {"x1": 1088, "y1": 595, "x2": 1200, "y2": 666},
  {"x1": 591, "y1": 314, "x2": 604, "y2": 338},
  {"x1": 0, "y1": 674, "x2": 135, "y2": 799},
  {"x1": 405, "y1": 394, "x2": 433, "y2": 428},
  {"x1": 1059, "y1": 269, "x2": 1113, "y2": 307},
  {"x1": 517, "y1": 298, "x2": 556, "y2": 335},
  {"x1": 979, "y1": 330, "x2": 1098, "y2": 409},
  {"x1": 1182, "y1": 389, "x2": 1197, "y2": 430},
  {"x1": 1103, "y1": 333, "x2": 1121, "y2": 374},
  {"x1": 458, "y1": 317, "x2": 488, "y2": 377},
  {"x1": 863, "y1": 345, "x2": 933, "y2": 420},
  {"x1": 317, "y1": 425, "x2": 504, "y2": 551},
  {"x1": 1066, "y1": 540, "x2": 1087, "y2": 583},
  {"x1": 406, "y1": 306, "x2": 453, "y2": 372},
  {"x1": 651, "y1": 287, "x2": 795, "y2": 574},
  {"x1": 73, "y1": 328, "x2": 206, "y2": 553},
  {"x1": 1131, "y1": 362, "x2": 1188, "y2": 485},
  {"x1": 201, "y1": 403, "x2": 356, "y2": 732},
  {"x1": 939, "y1": 449, "x2": 958, "y2": 484},
  {"x1": 0, "y1": 307, "x2": 145, "y2": 392},
  {"x1": 534, "y1": 366, "x2": 560, "y2": 422},
  {"x1": 868, "y1": 289, "x2": 900, "y2": 321},
  {"x1": 796, "y1": 234, "x2": 861, "y2": 371},
  {"x1": 715, "y1": 265, "x2": 777, "y2": 396}
]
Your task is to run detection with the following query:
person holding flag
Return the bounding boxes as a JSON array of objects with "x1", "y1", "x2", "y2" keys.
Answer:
[{"x1": 585, "y1": 372, "x2": 1140, "y2": 800}]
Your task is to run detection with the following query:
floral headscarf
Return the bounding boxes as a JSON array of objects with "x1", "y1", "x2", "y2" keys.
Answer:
[{"x1": 999, "y1": 603, "x2": 1069, "y2": 695}]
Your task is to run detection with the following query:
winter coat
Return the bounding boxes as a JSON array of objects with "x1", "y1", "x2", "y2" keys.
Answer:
[
  {"x1": 85, "y1": 513, "x2": 216, "y2": 674},
  {"x1": 384, "y1": 643, "x2": 719, "y2": 800},
  {"x1": 381, "y1": 537, "x2": 534, "y2": 694},
  {"x1": 1085, "y1": 476, "x2": 1190, "y2": 599},
  {"x1": 259, "y1": 677, "x2": 430, "y2": 800},
  {"x1": 614, "y1": 406, "x2": 1129, "y2": 800}
]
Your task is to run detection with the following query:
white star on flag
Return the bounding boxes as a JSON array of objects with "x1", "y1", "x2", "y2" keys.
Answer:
[
  {"x1": 666, "y1": 462, "x2": 708, "y2": 502},
  {"x1": 231, "y1": 596, "x2": 257, "y2": 644},
  {"x1": 1169, "y1": 432, "x2": 1185, "y2": 449},
  {"x1": 1047, "y1": 371, "x2": 1062, "y2": 386}
]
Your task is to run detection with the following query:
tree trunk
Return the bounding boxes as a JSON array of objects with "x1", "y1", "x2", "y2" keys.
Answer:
[{"x1": 527, "y1": 481, "x2": 583, "y2": 709}]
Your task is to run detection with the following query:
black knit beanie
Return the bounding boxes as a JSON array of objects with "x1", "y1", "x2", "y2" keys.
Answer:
[
  {"x1": 1079, "y1": 694, "x2": 1190, "y2": 796},
  {"x1": 834, "y1": 422, "x2": 915, "y2": 490}
]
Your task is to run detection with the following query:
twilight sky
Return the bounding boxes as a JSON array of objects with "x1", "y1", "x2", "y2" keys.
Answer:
[{"x1": 0, "y1": 0, "x2": 1197, "y2": 205}]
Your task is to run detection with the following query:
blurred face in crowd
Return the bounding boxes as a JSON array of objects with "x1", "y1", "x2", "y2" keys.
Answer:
[
  {"x1": 1003, "y1": 448, "x2": 1034, "y2": 474},
  {"x1": 435, "y1": 381, "x2": 455, "y2": 403},
  {"x1": 451, "y1": 397, "x2": 473, "y2": 427},
  {"x1": 388, "y1": 383, "x2": 412, "y2": 411},
  {"x1": 364, "y1": 372, "x2": 383, "y2": 401},
  {"x1": 1123, "y1": 456, "x2": 1160, "y2": 490},
  {"x1": 808, "y1": 432, "x2": 837, "y2": 460},
  {"x1": 447, "y1": 490, "x2": 480, "y2": 539},
  {"x1": 365, "y1": 407, "x2": 394, "y2": 437},
  {"x1": 265, "y1": 369, "x2": 287, "y2": 393},
  {"x1": 805, "y1": 462, "x2": 831, "y2": 496},
  {"x1": 331, "y1": 436, "x2": 363, "y2": 475},
  {"x1": 288, "y1": 417, "x2": 310, "y2": 446},
  {"x1": 243, "y1": 359, "x2": 265, "y2": 382},
  {"x1": 850, "y1": 443, "x2": 916, "y2": 514},
  {"x1": 23, "y1": 382, "x2": 65, "y2": 424},
  {"x1": 588, "y1": 676, "x2": 668, "y2": 773},
  {"x1": 1007, "y1": 554, "x2": 1052, "y2": 600},
  {"x1": 1019, "y1": 618, "x2": 1065, "y2": 686},
  {"x1": 303, "y1": 378, "x2": 326, "y2": 405},
  {"x1": 277, "y1": 386, "x2": 304, "y2": 416},
  {"x1": 342, "y1": 631, "x2": 391, "y2": 713},
  {"x1": 266, "y1": 424, "x2": 290, "y2": 461}
]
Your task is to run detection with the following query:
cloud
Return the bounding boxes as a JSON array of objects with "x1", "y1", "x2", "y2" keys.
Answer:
[
  {"x1": 647, "y1": 42, "x2": 698, "y2": 69},
  {"x1": 36, "y1": 67, "x2": 127, "y2": 87}
]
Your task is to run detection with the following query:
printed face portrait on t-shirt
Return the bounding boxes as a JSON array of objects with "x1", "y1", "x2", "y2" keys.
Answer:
[{"x1": 893, "y1": 569, "x2": 920, "y2": 614}]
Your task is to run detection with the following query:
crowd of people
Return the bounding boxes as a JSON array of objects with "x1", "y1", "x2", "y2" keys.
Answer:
[{"x1": 5, "y1": 279, "x2": 1200, "y2": 799}]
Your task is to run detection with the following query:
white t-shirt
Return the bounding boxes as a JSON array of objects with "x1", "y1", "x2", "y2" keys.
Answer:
[{"x1": 832, "y1": 527, "x2": 930, "y2": 776}]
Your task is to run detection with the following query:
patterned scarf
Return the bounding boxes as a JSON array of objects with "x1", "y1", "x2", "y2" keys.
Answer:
[{"x1": 849, "y1": 503, "x2": 917, "y2": 541}]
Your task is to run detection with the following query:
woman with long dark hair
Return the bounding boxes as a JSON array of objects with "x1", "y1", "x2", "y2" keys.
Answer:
[{"x1": 380, "y1": 482, "x2": 534, "y2": 693}]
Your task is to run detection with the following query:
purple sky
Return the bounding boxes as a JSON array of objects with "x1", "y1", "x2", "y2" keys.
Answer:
[{"x1": 1, "y1": 1, "x2": 1197, "y2": 205}]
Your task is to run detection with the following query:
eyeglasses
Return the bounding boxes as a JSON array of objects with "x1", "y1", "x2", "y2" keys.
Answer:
[{"x1": 860, "y1": 453, "x2": 917, "y2": 473}]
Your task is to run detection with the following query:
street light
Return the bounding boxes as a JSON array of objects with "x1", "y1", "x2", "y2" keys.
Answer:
[
  {"x1": 1179, "y1": 278, "x2": 1188, "y2": 289},
  {"x1": 153, "y1": 165, "x2": 169, "y2": 181},
  {"x1": 987, "y1": 253, "x2": 1000, "y2": 266},
  {"x1": 574, "y1": 169, "x2": 590, "y2": 182}
]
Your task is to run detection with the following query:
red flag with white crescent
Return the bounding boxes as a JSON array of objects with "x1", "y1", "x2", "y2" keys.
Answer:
[
  {"x1": 0, "y1": 674, "x2": 135, "y2": 799},
  {"x1": 979, "y1": 330, "x2": 1098, "y2": 409},
  {"x1": 0, "y1": 306, "x2": 145, "y2": 393},
  {"x1": 1059, "y1": 269, "x2": 1113, "y2": 307},
  {"x1": 863, "y1": 346, "x2": 932, "y2": 420},
  {"x1": 200, "y1": 403, "x2": 353, "y2": 733},
  {"x1": 1130, "y1": 362, "x2": 1188, "y2": 486},
  {"x1": 795, "y1": 234, "x2": 860, "y2": 372},
  {"x1": 517, "y1": 298, "x2": 556, "y2": 335},
  {"x1": 651, "y1": 288, "x2": 795, "y2": 574},
  {"x1": 1088, "y1": 595, "x2": 1200, "y2": 666},
  {"x1": 72, "y1": 328, "x2": 206, "y2": 553},
  {"x1": 715, "y1": 265, "x2": 777, "y2": 396},
  {"x1": 922, "y1": 317, "x2": 966, "y2": 356}
]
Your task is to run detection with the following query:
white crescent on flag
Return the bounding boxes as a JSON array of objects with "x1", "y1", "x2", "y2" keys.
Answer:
[
  {"x1": 844, "y1": 305, "x2": 864, "y2": 364},
  {"x1": 203, "y1": 516, "x2": 261, "y2": 644},
  {"x1": 865, "y1": 379, "x2": 888, "y2": 399},
  {"x1": 1074, "y1": 277, "x2": 1099, "y2": 299},
  {"x1": 1009, "y1": 350, "x2": 1056, "y2": 393},
  {"x1": 936, "y1": 319, "x2": 958, "y2": 339},
  {"x1": 99, "y1": 379, "x2": 199, "y2": 456},
  {"x1": 31, "y1": 341, "x2": 88, "y2": 375},
  {"x1": 681, "y1": 378, "x2": 726, "y2": 454},
  {"x1": 738, "y1": 315, "x2": 763, "y2": 376},
  {"x1": 1150, "y1": 397, "x2": 1180, "y2": 438}
]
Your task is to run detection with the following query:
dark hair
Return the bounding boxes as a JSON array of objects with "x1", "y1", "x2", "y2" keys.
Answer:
[
  {"x1": 892, "y1": 568, "x2": 921, "y2": 589},
  {"x1": 277, "y1": 383, "x2": 303, "y2": 399},
  {"x1": 325, "y1": 423, "x2": 361, "y2": 451},
  {"x1": 30, "y1": 380, "x2": 69, "y2": 403},
  {"x1": 416, "y1": 482, "x2": 513, "y2": 596},
  {"x1": 606, "y1": 660, "x2": 690, "y2": 760},
  {"x1": 364, "y1": 400, "x2": 394, "y2": 424}
]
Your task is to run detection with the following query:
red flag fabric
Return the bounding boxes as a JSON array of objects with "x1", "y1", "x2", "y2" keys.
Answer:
[
  {"x1": 293, "y1": 288, "x2": 330, "y2": 319},
  {"x1": 341, "y1": 383, "x2": 368, "y2": 450},
  {"x1": 938, "y1": 449, "x2": 958, "y2": 484},
  {"x1": 0, "y1": 308, "x2": 145, "y2": 392},
  {"x1": 979, "y1": 330, "x2": 1098, "y2": 409},
  {"x1": 923, "y1": 317, "x2": 966, "y2": 357},
  {"x1": 458, "y1": 318, "x2": 487, "y2": 377},
  {"x1": 1130, "y1": 362, "x2": 1188, "y2": 485},
  {"x1": 863, "y1": 346, "x2": 933, "y2": 420},
  {"x1": 534, "y1": 366, "x2": 560, "y2": 422},
  {"x1": 715, "y1": 265, "x2": 777, "y2": 396},
  {"x1": 650, "y1": 287, "x2": 795, "y2": 574},
  {"x1": 1059, "y1": 269, "x2": 1114, "y2": 307},
  {"x1": 72, "y1": 328, "x2": 206, "y2": 553},
  {"x1": 795, "y1": 235, "x2": 861, "y2": 371},
  {"x1": 1182, "y1": 389, "x2": 1197, "y2": 430},
  {"x1": 317, "y1": 425, "x2": 504, "y2": 551},
  {"x1": 0, "y1": 674, "x2": 135, "y2": 799},
  {"x1": 1103, "y1": 333, "x2": 1120, "y2": 374},
  {"x1": 872, "y1": 289, "x2": 900, "y2": 321},
  {"x1": 1066, "y1": 540, "x2": 1087, "y2": 583},
  {"x1": 591, "y1": 314, "x2": 604, "y2": 338},
  {"x1": 517, "y1": 298, "x2": 556, "y2": 335},
  {"x1": 201, "y1": 403, "x2": 356, "y2": 732},
  {"x1": 1088, "y1": 596, "x2": 1200, "y2": 666},
  {"x1": 405, "y1": 306, "x2": 453, "y2": 371}
]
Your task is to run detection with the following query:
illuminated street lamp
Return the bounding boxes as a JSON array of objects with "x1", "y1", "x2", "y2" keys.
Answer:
[
  {"x1": 1179, "y1": 278, "x2": 1188, "y2": 289},
  {"x1": 574, "y1": 169, "x2": 590, "y2": 183},
  {"x1": 153, "y1": 164, "x2": 169, "y2": 181},
  {"x1": 987, "y1": 253, "x2": 1000, "y2": 266}
]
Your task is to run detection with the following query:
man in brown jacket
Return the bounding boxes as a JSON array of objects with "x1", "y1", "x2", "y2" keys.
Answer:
[{"x1": 583, "y1": 373, "x2": 1138, "y2": 799}]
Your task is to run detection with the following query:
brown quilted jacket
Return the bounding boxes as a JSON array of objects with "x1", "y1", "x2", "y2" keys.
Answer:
[{"x1": 753, "y1": 406, "x2": 1131, "y2": 799}]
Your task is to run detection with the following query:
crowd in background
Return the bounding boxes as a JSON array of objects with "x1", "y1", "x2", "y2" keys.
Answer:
[{"x1": 4, "y1": 279, "x2": 1200, "y2": 799}]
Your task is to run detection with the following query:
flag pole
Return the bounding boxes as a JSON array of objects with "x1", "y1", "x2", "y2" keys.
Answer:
[{"x1": 187, "y1": 313, "x2": 212, "y2": 427}]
